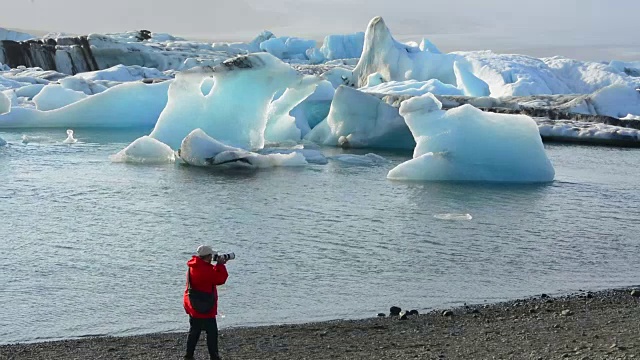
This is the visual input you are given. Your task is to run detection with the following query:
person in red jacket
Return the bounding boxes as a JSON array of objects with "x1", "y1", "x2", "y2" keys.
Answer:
[{"x1": 184, "y1": 245, "x2": 228, "y2": 360}]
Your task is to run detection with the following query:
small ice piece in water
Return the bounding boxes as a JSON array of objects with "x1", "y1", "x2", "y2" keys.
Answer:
[
  {"x1": 110, "y1": 136, "x2": 176, "y2": 164},
  {"x1": 330, "y1": 153, "x2": 390, "y2": 166},
  {"x1": 179, "y1": 129, "x2": 307, "y2": 168},
  {"x1": 434, "y1": 213, "x2": 473, "y2": 221},
  {"x1": 63, "y1": 129, "x2": 78, "y2": 144},
  {"x1": 0, "y1": 136, "x2": 6, "y2": 146},
  {"x1": 21, "y1": 135, "x2": 51, "y2": 144}
]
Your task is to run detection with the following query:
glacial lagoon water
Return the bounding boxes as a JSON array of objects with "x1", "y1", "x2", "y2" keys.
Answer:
[{"x1": 1, "y1": 128, "x2": 639, "y2": 344}]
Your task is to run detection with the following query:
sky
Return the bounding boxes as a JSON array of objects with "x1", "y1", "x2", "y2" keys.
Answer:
[{"x1": 2, "y1": 0, "x2": 639, "y2": 61}]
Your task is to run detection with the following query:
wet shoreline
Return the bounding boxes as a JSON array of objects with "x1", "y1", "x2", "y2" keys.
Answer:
[{"x1": 2, "y1": 287, "x2": 640, "y2": 359}]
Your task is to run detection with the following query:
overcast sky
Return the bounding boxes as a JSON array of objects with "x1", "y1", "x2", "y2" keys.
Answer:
[{"x1": 2, "y1": 0, "x2": 639, "y2": 61}]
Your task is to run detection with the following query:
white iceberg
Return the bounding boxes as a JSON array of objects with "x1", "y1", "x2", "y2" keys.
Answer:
[
  {"x1": 63, "y1": 129, "x2": 78, "y2": 144},
  {"x1": 387, "y1": 93, "x2": 555, "y2": 183},
  {"x1": 110, "y1": 135, "x2": 176, "y2": 164}
]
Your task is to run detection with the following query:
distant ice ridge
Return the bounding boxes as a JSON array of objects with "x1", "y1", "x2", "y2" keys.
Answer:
[
  {"x1": 538, "y1": 120, "x2": 640, "y2": 143},
  {"x1": 0, "y1": 80, "x2": 169, "y2": 128},
  {"x1": 387, "y1": 93, "x2": 555, "y2": 182},
  {"x1": 0, "y1": 28, "x2": 34, "y2": 41}
]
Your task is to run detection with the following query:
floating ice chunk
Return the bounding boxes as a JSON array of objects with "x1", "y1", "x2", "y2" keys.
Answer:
[
  {"x1": 260, "y1": 146, "x2": 328, "y2": 165},
  {"x1": 330, "y1": 153, "x2": 389, "y2": 166},
  {"x1": 14, "y1": 84, "x2": 46, "y2": 99},
  {"x1": 110, "y1": 136, "x2": 175, "y2": 164},
  {"x1": 387, "y1": 93, "x2": 555, "y2": 183},
  {"x1": 453, "y1": 61, "x2": 490, "y2": 97},
  {"x1": 63, "y1": 129, "x2": 78, "y2": 144},
  {"x1": 0, "y1": 136, "x2": 6, "y2": 146},
  {"x1": 434, "y1": 213, "x2": 473, "y2": 221},
  {"x1": 178, "y1": 129, "x2": 307, "y2": 169},
  {"x1": 0, "y1": 92, "x2": 9, "y2": 115},
  {"x1": 305, "y1": 86, "x2": 414, "y2": 150},
  {"x1": 265, "y1": 76, "x2": 320, "y2": 143},
  {"x1": 21, "y1": 135, "x2": 52, "y2": 144},
  {"x1": 150, "y1": 53, "x2": 311, "y2": 150},
  {"x1": 33, "y1": 85, "x2": 88, "y2": 111},
  {"x1": 622, "y1": 114, "x2": 640, "y2": 120}
]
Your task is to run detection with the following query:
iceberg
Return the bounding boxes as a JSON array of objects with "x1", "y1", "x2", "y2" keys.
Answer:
[
  {"x1": 351, "y1": 17, "x2": 488, "y2": 93},
  {"x1": 305, "y1": 86, "x2": 415, "y2": 150},
  {"x1": 178, "y1": 129, "x2": 307, "y2": 168},
  {"x1": 149, "y1": 53, "x2": 316, "y2": 150},
  {"x1": 110, "y1": 135, "x2": 176, "y2": 164},
  {"x1": 0, "y1": 81, "x2": 169, "y2": 128},
  {"x1": 320, "y1": 32, "x2": 365, "y2": 60},
  {"x1": 387, "y1": 93, "x2": 555, "y2": 182}
]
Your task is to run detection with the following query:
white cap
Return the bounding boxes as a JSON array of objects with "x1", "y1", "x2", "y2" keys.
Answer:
[{"x1": 196, "y1": 245, "x2": 215, "y2": 257}]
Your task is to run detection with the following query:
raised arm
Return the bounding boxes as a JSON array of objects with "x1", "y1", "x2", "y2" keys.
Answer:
[{"x1": 211, "y1": 263, "x2": 228, "y2": 286}]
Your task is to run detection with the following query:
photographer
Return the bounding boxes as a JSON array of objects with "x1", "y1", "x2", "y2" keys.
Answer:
[{"x1": 183, "y1": 245, "x2": 228, "y2": 360}]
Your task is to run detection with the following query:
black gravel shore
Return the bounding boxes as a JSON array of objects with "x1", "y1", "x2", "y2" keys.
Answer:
[{"x1": 2, "y1": 288, "x2": 640, "y2": 360}]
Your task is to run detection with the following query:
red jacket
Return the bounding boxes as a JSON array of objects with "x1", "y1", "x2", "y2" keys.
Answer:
[{"x1": 183, "y1": 256, "x2": 228, "y2": 318}]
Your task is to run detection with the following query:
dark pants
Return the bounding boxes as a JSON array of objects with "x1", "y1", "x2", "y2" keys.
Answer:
[{"x1": 186, "y1": 316, "x2": 219, "y2": 359}]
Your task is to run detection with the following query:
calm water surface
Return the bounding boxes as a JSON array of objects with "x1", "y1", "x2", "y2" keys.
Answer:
[{"x1": 1, "y1": 129, "x2": 639, "y2": 344}]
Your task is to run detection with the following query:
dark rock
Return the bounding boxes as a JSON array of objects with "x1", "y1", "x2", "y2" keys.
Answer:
[
  {"x1": 541, "y1": 294, "x2": 549, "y2": 299},
  {"x1": 399, "y1": 311, "x2": 409, "y2": 320},
  {"x1": 631, "y1": 290, "x2": 640, "y2": 297},
  {"x1": 408, "y1": 310, "x2": 419, "y2": 316},
  {"x1": 377, "y1": 313, "x2": 386, "y2": 317},
  {"x1": 389, "y1": 306, "x2": 402, "y2": 316},
  {"x1": 442, "y1": 310, "x2": 453, "y2": 317}
]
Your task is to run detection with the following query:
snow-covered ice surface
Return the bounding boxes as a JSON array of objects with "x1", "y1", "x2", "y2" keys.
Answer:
[{"x1": 388, "y1": 93, "x2": 555, "y2": 182}]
